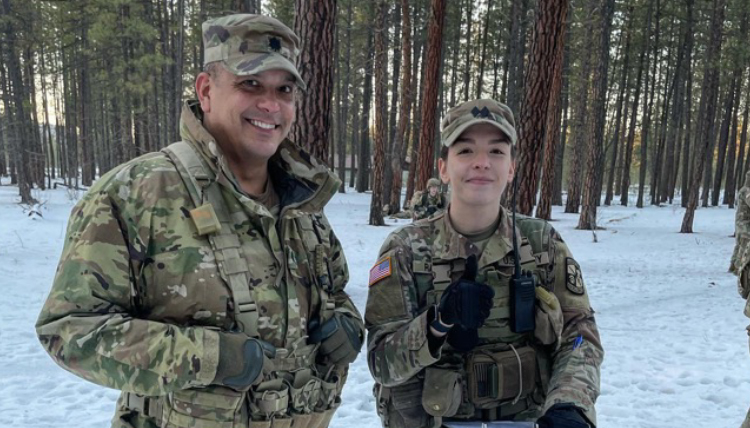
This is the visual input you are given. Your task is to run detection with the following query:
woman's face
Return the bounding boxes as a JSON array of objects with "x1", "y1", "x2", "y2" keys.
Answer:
[{"x1": 438, "y1": 122, "x2": 515, "y2": 211}]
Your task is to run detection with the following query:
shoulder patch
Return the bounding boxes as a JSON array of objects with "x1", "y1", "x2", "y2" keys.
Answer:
[
  {"x1": 565, "y1": 257, "x2": 585, "y2": 295},
  {"x1": 369, "y1": 257, "x2": 392, "y2": 286}
]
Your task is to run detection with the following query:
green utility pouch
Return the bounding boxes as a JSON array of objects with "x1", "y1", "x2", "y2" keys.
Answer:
[
  {"x1": 162, "y1": 386, "x2": 246, "y2": 428},
  {"x1": 381, "y1": 378, "x2": 430, "y2": 428},
  {"x1": 533, "y1": 291, "x2": 564, "y2": 348},
  {"x1": 467, "y1": 346, "x2": 537, "y2": 409},
  {"x1": 421, "y1": 368, "x2": 461, "y2": 417}
]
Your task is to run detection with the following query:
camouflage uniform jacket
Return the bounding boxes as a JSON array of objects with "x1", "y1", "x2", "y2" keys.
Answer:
[
  {"x1": 733, "y1": 173, "x2": 750, "y2": 292},
  {"x1": 365, "y1": 208, "x2": 602, "y2": 425},
  {"x1": 411, "y1": 191, "x2": 446, "y2": 221},
  {"x1": 36, "y1": 101, "x2": 363, "y2": 427}
]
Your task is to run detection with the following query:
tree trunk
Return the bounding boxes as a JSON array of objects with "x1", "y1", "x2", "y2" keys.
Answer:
[
  {"x1": 516, "y1": 0, "x2": 570, "y2": 215},
  {"x1": 535, "y1": 7, "x2": 567, "y2": 221},
  {"x1": 292, "y1": 0, "x2": 337, "y2": 162},
  {"x1": 461, "y1": 0, "x2": 474, "y2": 102},
  {"x1": 1, "y1": 0, "x2": 34, "y2": 203},
  {"x1": 605, "y1": 6, "x2": 634, "y2": 205},
  {"x1": 552, "y1": 32, "x2": 571, "y2": 206},
  {"x1": 338, "y1": 1, "x2": 353, "y2": 192},
  {"x1": 564, "y1": 2, "x2": 596, "y2": 214},
  {"x1": 620, "y1": 0, "x2": 654, "y2": 206},
  {"x1": 636, "y1": 0, "x2": 658, "y2": 208},
  {"x1": 356, "y1": 29, "x2": 374, "y2": 193},
  {"x1": 506, "y1": 0, "x2": 529, "y2": 116},
  {"x1": 415, "y1": 0, "x2": 447, "y2": 193},
  {"x1": 389, "y1": 0, "x2": 413, "y2": 213},
  {"x1": 736, "y1": 89, "x2": 750, "y2": 201},
  {"x1": 475, "y1": 0, "x2": 493, "y2": 99},
  {"x1": 578, "y1": 0, "x2": 615, "y2": 229},
  {"x1": 369, "y1": 0, "x2": 388, "y2": 226},
  {"x1": 681, "y1": 0, "x2": 726, "y2": 233},
  {"x1": 713, "y1": 68, "x2": 741, "y2": 206}
]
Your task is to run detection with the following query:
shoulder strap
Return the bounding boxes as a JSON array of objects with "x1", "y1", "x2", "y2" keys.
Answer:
[{"x1": 162, "y1": 141, "x2": 260, "y2": 337}]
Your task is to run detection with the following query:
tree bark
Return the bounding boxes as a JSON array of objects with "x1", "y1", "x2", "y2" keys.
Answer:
[
  {"x1": 292, "y1": 0, "x2": 337, "y2": 163},
  {"x1": 415, "y1": 0, "x2": 447, "y2": 193},
  {"x1": 681, "y1": 0, "x2": 726, "y2": 233},
  {"x1": 605, "y1": 6, "x2": 634, "y2": 205},
  {"x1": 369, "y1": 0, "x2": 388, "y2": 226},
  {"x1": 389, "y1": 0, "x2": 413, "y2": 213},
  {"x1": 578, "y1": 0, "x2": 615, "y2": 229}
]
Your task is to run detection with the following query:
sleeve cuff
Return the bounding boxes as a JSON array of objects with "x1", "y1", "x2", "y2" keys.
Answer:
[
  {"x1": 544, "y1": 389, "x2": 597, "y2": 427},
  {"x1": 409, "y1": 310, "x2": 442, "y2": 366}
]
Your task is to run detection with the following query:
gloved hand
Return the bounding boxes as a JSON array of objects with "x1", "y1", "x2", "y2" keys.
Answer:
[
  {"x1": 213, "y1": 333, "x2": 276, "y2": 390},
  {"x1": 438, "y1": 255, "x2": 495, "y2": 330},
  {"x1": 536, "y1": 404, "x2": 591, "y2": 428},
  {"x1": 308, "y1": 313, "x2": 363, "y2": 366}
]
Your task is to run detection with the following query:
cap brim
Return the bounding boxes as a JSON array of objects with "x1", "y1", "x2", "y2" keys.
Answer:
[
  {"x1": 224, "y1": 53, "x2": 307, "y2": 91},
  {"x1": 442, "y1": 118, "x2": 516, "y2": 147}
]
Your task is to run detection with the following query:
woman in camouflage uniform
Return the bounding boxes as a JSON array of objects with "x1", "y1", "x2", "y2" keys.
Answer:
[{"x1": 365, "y1": 99, "x2": 603, "y2": 428}]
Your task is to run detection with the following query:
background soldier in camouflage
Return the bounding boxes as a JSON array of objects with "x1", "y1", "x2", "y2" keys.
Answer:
[
  {"x1": 733, "y1": 171, "x2": 750, "y2": 428},
  {"x1": 365, "y1": 99, "x2": 603, "y2": 428},
  {"x1": 411, "y1": 178, "x2": 447, "y2": 221},
  {"x1": 36, "y1": 14, "x2": 364, "y2": 428}
]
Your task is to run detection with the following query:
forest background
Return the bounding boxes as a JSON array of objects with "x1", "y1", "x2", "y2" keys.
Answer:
[{"x1": 0, "y1": 0, "x2": 747, "y2": 233}]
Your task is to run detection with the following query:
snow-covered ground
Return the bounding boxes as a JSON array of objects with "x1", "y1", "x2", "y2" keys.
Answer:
[{"x1": 1, "y1": 178, "x2": 748, "y2": 428}]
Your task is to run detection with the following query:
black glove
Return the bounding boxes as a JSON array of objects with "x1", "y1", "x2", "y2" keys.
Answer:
[
  {"x1": 438, "y1": 255, "x2": 495, "y2": 330},
  {"x1": 309, "y1": 313, "x2": 363, "y2": 366},
  {"x1": 537, "y1": 404, "x2": 591, "y2": 428},
  {"x1": 213, "y1": 333, "x2": 276, "y2": 390},
  {"x1": 446, "y1": 324, "x2": 479, "y2": 352}
]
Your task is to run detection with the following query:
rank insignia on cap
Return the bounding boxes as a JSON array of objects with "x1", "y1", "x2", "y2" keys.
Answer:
[
  {"x1": 471, "y1": 106, "x2": 490, "y2": 118},
  {"x1": 369, "y1": 257, "x2": 392, "y2": 286},
  {"x1": 269, "y1": 36, "x2": 282, "y2": 52}
]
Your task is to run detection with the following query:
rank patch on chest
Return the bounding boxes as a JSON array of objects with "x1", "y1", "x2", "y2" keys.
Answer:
[{"x1": 369, "y1": 257, "x2": 392, "y2": 286}]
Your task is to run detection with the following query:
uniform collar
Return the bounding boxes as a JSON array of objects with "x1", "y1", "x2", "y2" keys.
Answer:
[{"x1": 432, "y1": 205, "x2": 517, "y2": 267}]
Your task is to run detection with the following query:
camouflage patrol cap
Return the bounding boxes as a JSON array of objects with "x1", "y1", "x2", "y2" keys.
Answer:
[
  {"x1": 427, "y1": 178, "x2": 441, "y2": 188},
  {"x1": 202, "y1": 14, "x2": 306, "y2": 90},
  {"x1": 440, "y1": 99, "x2": 517, "y2": 147}
]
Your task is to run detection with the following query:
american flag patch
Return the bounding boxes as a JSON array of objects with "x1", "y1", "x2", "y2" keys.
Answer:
[{"x1": 369, "y1": 257, "x2": 392, "y2": 286}]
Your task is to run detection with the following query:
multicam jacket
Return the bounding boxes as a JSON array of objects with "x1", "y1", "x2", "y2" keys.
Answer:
[
  {"x1": 365, "y1": 208, "x2": 602, "y2": 426},
  {"x1": 36, "y1": 101, "x2": 363, "y2": 428},
  {"x1": 733, "y1": 172, "x2": 750, "y2": 289}
]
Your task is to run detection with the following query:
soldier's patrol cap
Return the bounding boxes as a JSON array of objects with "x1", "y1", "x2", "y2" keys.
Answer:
[
  {"x1": 440, "y1": 99, "x2": 517, "y2": 147},
  {"x1": 202, "y1": 14, "x2": 306, "y2": 90}
]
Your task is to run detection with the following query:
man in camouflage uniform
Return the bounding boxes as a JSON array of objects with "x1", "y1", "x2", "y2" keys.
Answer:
[
  {"x1": 365, "y1": 99, "x2": 603, "y2": 428},
  {"x1": 733, "y1": 171, "x2": 750, "y2": 428},
  {"x1": 36, "y1": 14, "x2": 364, "y2": 428},
  {"x1": 412, "y1": 178, "x2": 447, "y2": 221}
]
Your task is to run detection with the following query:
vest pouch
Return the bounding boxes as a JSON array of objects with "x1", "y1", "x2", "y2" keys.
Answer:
[
  {"x1": 382, "y1": 378, "x2": 430, "y2": 428},
  {"x1": 534, "y1": 291, "x2": 564, "y2": 348},
  {"x1": 467, "y1": 346, "x2": 537, "y2": 409},
  {"x1": 421, "y1": 367, "x2": 461, "y2": 417},
  {"x1": 162, "y1": 385, "x2": 246, "y2": 428},
  {"x1": 249, "y1": 378, "x2": 290, "y2": 422},
  {"x1": 303, "y1": 375, "x2": 340, "y2": 428},
  {"x1": 289, "y1": 369, "x2": 322, "y2": 415}
]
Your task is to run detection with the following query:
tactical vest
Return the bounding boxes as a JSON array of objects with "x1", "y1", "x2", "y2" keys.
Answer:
[
  {"x1": 376, "y1": 216, "x2": 564, "y2": 428},
  {"x1": 124, "y1": 141, "x2": 341, "y2": 428}
]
